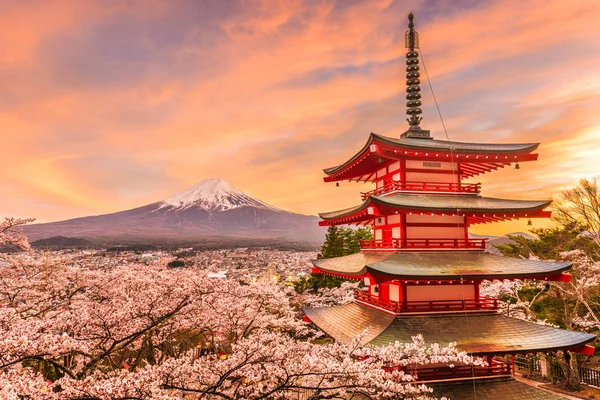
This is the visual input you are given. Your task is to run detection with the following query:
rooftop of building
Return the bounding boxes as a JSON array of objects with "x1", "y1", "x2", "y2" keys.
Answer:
[
  {"x1": 324, "y1": 133, "x2": 540, "y2": 176},
  {"x1": 303, "y1": 303, "x2": 595, "y2": 354},
  {"x1": 312, "y1": 251, "x2": 571, "y2": 280},
  {"x1": 429, "y1": 377, "x2": 569, "y2": 400},
  {"x1": 319, "y1": 193, "x2": 551, "y2": 223}
]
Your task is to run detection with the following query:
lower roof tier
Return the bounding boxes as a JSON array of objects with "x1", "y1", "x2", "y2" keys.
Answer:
[
  {"x1": 303, "y1": 303, "x2": 595, "y2": 355},
  {"x1": 429, "y1": 377, "x2": 568, "y2": 400},
  {"x1": 312, "y1": 251, "x2": 571, "y2": 281},
  {"x1": 319, "y1": 193, "x2": 551, "y2": 226}
]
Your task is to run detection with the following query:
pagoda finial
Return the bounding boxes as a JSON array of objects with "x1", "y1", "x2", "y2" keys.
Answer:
[{"x1": 402, "y1": 12, "x2": 430, "y2": 139}]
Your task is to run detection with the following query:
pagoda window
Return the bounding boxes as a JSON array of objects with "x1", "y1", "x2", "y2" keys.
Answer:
[
  {"x1": 376, "y1": 167, "x2": 387, "y2": 178},
  {"x1": 404, "y1": 214, "x2": 466, "y2": 241},
  {"x1": 405, "y1": 215, "x2": 464, "y2": 224},
  {"x1": 404, "y1": 160, "x2": 458, "y2": 184},
  {"x1": 406, "y1": 225, "x2": 466, "y2": 240},
  {"x1": 387, "y1": 215, "x2": 401, "y2": 225},
  {"x1": 405, "y1": 160, "x2": 456, "y2": 170},
  {"x1": 406, "y1": 284, "x2": 475, "y2": 302},
  {"x1": 389, "y1": 283, "x2": 402, "y2": 302},
  {"x1": 370, "y1": 284, "x2": 379, "y2": 297},
  {"x1": 374, "y1": 229, "x2": 383, "y2": 241}
]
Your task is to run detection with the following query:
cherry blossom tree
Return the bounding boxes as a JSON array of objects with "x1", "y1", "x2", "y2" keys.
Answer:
[
  {"x1": 0, "y1": 251, "x2": 477, "y2": 399},
  {"x1": 0, "y1": 217, "x2": 34, "y2": 251},
  {"x1": 480, "y1": 278, "x2": 547, "y2": 321},
  {"x1": 299, "y1": 281, "x2": 360, "y2": 308}
]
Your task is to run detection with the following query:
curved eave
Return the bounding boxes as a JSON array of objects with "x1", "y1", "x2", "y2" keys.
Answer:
[
  {"x1": 312, "y1": 266, "x2": 368, "y2": 279},
  {"x1": 370, "y1": 195, "x2": 552, "y2": 213},
  {"x1": 323, "y1": 134, "x2": 376, "y2": 175},
  {"x1": 311, "y1": 252, "x2": 573, "y2": 282},
  {"x1": 367, "y1": 269, "x2": 572, "y2": 282},
  {"x1": 319, "y1": 195, "x2": 552, "y2": 226},
  {"x1": 323, "y1": 133, "x2": 540, "y2": 182},
  {"x1": 306, "y1": 304, "x2": 596, "y2": 355}
]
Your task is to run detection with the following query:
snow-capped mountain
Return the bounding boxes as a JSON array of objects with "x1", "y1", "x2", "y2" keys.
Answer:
[
  {"x1": 159, "y1": 179, "x2": 282, "y2": 212},
  {"x1": 22, "y1": 179, "x2": 323, "y2": 245}
]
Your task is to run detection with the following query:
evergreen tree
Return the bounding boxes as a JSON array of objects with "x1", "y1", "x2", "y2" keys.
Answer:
[
  {"x1": 295, "y1": 226, "x2": 373, "y2": 294},
  {"x1": 318, "y1": 226, "x2": 373, "y2": 259}
]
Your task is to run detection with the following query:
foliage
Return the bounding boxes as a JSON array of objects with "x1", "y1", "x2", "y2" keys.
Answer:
[
  {"x1": 0, "y1": 250, "x2": 477, "y2": 399},
  {"x1": 494, "y1": 223, "x2": 598, "y2": 261},
  {"x1": 293, "y1": 226, "x2": 372, "y2": 295},
  {"x1": 0, "y1": 217, "x2": 35, "y2": 251},
  {"x1": 317, "y1": 226, "x2": 373, "y2": 259},
  {"x1": 490, "y1": 188, "x2": 600, "y2": 390},
  {"x1": 167, "y1": 259, "x2": 185, "y2": 268},
  {"x1": 554, "y1": 178, "x2": 600, "y2": 249}
]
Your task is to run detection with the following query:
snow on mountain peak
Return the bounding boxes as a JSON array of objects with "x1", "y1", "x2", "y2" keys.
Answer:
[{"x1": 160, "y1": 179, "x2": 282, "y2": 212}]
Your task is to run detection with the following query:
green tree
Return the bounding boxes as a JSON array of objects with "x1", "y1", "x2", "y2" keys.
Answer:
[
  {"x1": 494, "y1": 223, "x2": 598, "y2": 261},
  {"x1": 317, "y1": 226, "x2": 373, "y2": 259},
  {"x1": 294, "y1": 226, "x2": 372, "y2": 294}
]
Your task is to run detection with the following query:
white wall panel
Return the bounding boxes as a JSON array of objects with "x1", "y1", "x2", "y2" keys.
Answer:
[{"x1": 407, "y1": 284, "x2": 475, "y2": 301}]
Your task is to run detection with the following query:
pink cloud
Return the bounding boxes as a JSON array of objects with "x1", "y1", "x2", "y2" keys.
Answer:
[{"x1": 1, "y1": 0, "x2": 599, "y2": 237}]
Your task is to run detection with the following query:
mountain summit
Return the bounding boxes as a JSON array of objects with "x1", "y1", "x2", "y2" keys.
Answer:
[
  {"x1": 22, "y1": 179, "x2": 322, "y2": 245},
  {"x1": 160, "y1": 179, "x2": 281, "y2": 212}
]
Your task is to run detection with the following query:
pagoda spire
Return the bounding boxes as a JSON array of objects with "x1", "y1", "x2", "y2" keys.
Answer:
[{"x1": 402, "y1": 12, "x2": 430, "y2": 139}]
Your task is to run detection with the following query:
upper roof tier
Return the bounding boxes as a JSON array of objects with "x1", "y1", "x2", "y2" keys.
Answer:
[
  {"x1": 303, "y1": 303, "x2": 595, "y2": 355},
  {"x1": 319, "y1": 193, "x2": 551, "y2": 226},
  {"x1": 323, "y1": 133, "x2": 540, "y2": 182},
  {"x1": 312, "y1": 251, "x2": 571, "y2": 281}
]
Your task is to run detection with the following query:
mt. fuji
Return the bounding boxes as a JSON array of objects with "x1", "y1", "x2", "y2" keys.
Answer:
[
  {"x1": 22, "y1": 179, "x2": 323, "y2": 245},
  {"x1": 159, "y1": 179, "x2": 282, "y2": 212}
]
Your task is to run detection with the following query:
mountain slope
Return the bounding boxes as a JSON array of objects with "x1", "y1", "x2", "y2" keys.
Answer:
[
  {"x1": 159, "y1": 178, "x2": 282, "y2": 212},
  {"x1": 23, "y1": 179, "x2": 324, "y2": 244}
]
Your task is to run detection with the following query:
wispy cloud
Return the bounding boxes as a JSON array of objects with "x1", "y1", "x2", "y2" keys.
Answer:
[{"x1": 1, "y1": 0, "x2": 599, "y2": 235}]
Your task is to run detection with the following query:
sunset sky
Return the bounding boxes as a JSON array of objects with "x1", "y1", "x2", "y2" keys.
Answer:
[{"x1": 2, "y1": 0, "x2": 600, "y2": 236}]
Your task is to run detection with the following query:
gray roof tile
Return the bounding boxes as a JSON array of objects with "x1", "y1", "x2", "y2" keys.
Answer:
[
  {"x1": 304, "y1": 303, "x2": 595, "y2": 355},
  {"x1": 313, "y1": 252, "x2": 571, "y2": 279}
]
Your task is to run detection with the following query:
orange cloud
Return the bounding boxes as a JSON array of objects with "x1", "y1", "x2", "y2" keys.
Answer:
[{"x1": 1, "y1": 0, "x2": 599, "y2": 237}]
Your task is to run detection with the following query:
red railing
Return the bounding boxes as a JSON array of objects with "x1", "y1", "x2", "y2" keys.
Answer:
[
  {"x1": 359, "y1": 238, "x2": 488, "y2": 250},
  {"x1": 354, "y1": 290, "x2": 499, "y2": 313},
  {"x1": 406, "y1": 360, "x2": 512, "y2": 381},
  {"x1": 361, "y1": 181, "x2": 481, "y2": 199}
]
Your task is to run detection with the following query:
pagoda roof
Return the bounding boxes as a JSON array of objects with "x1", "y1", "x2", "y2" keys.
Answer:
[
  {"x1": 324, "y1": 133, "x2": 539, "y2": 181},
  {"x1": 319, "y1": 193, "x2": 551, "y2": 225},
  {"x1": 429, "y1": 377, "x2": 568, "y2": 400},
  {"x1": 303, "y1": 303, "x2": 595, "y2": 355},
  {"x1": 312, "y1": 252, "x2": 571, "y2": 280}
]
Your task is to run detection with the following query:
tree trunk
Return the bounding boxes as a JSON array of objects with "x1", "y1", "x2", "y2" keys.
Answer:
[{"x1": 564, "y1": 351, "x2": 580, "y2": 391}]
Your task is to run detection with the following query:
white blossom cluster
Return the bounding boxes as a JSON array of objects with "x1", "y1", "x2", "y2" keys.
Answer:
[{"x1": 0, "y1": 250, "x2": 474, "y2": 399}]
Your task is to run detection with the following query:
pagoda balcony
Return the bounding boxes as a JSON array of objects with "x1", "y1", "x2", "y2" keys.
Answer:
[
  {"x1": 360, "y1": 181, "x2": 481, "y2": 200},
  {"x1": 354, "y1": 290, "x2": 499, "y2": 314},
  {"x1": 405, "y1": 359, "x2": 513, "y2": 381},
  {"x1": 359, "y1": 237, "x2": 488, "y2": 251}
]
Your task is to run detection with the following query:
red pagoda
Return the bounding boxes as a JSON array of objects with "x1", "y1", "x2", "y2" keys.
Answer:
[{"x1": 303, "y1": 13, "x2": 595, "y2": 399}]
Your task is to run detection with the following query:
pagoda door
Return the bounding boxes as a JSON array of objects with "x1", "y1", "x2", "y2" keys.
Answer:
[{"x1": 382, "y1": 227, "x2": 392, "y2": 246}]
